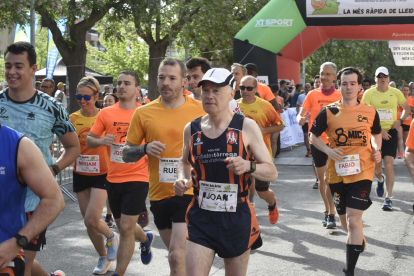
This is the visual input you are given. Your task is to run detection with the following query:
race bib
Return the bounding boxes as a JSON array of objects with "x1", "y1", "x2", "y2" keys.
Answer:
[
  {"x1": 76, "y1": 155, "x2": 100, "y2": 173},
  {"x1": 159, "y1": 158, "x2": 180, "y2": 183},
  {"x1": 335, "y1": 154, "x2": 361, "y2": 176},
  {"x1": 110, "y1": 143, "x2": 133, "y2": 164},
  {"x1": 199, "y1": 181, "x2": 238, "y2": 212},
  {"x1": 377, "y1": 109, "x2": 393, "y2": 122}
]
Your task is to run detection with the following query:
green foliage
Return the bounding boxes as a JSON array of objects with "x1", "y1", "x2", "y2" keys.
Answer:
[
  {"x1": 0, "y1": 58, "x2": 4, "y2": 83},
  {"x1": 35, "y1": 28, "x2": 49, "y2": 70}
]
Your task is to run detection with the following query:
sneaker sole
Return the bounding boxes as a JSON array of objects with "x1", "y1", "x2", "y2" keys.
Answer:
[
  {"x1": 93, "y1": 261, "x2": 111, "y2": 275},
  {"x1": 326, "y1": 226, "x2": 337, "y2": 229},
  {"x1": 107, "y1": 233, "x2": 119, "y2": 261}
]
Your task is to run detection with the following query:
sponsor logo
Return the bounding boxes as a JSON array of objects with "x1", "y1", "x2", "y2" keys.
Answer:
[
  {"x1": 333, "y1": 192, "x2": 340, "y2": 206},
  {"x1": 250, "y1": 110, "x2": 258, "y2": 114},
  {"x1": 194, "y1": 136, "x2": 203, "y2": 146},
  {"x1": 251, "y1": 227, "x2": 260, "y2": 237},
  {"x1": 0, "y1": 107, "x2": 6, "y2": 115},
  {"x1": 334, "y1": 126, "x2": 367, "y2": 146},
  {"x1": 255, "y1": 19, "x2": 293, "y2": 28},
  {"x1": 381, "y1": 100, "x2": 388, "y2": 104},
  {"x1": 226, "y1": 130, "x2": 238, "y2": 145},
  {"x1": 27, "y1": 112, "x2": 35, "y2": 120},
  {"x1": 0, "y1": 167, "x2": 5, "y2": 175},
  {"x1": 357, "y1": 115, "x2": 369, "y2": 123}
]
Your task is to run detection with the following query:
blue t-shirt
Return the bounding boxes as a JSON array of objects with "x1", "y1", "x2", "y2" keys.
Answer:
[{"x1": 0, "y1": 89, "x2": 75, "y2": 211}]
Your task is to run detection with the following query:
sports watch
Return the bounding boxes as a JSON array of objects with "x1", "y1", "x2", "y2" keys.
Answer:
[
  {"x1": 14, "y1": 233, "x2": 28, "y2": 248},
  {"x1": 50, "y1": 164, "x2": 60, "y2": 176},
  {"x1": 400, "y1": 119, "x2": 404, "y2": 124},
  {"x1": 246, "y1": 161, "x2": 256, "y2": 174}
]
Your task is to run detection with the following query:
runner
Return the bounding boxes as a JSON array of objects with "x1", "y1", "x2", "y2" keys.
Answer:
[
  {"x1": 0, "y1": 125, "x2": 65, "y2": 276},
  {"x1": 396, "y1": 85, "x2": 412, "y2": 160},
  {"x1": 231, "y1": 63, "x2": 247, "y2": 100},
  {"x1": 103, "y1": 93, "x2": 119, "y2": 108},
  {"x1": 122, "y1": 57, "x2": 206, "y2": 276},
  {"x1": 69, "y1": 76, "x2": 119, "y2": 274},
  {"x1": 86, "y1": 70, "x2": 153, "y2": 276},
  {"x1": 0, "y1": 41, "x2": 80, "y2": 276},
  {"x1": 361, "y1": 66, "x2": 410, "y2": 211},
  {"x1": 358, "y1": 78, "x2": 371, "y2": 101},
  {"x1": 296, "y1": 62, "x2": 342, "y2": 228},
  {"x1": 237, "y1": 75, "x2": 283, "y2": 223},
  {"x1": 174, "y1": 68, "x2": 278, "y2": 275},
  {"x1": 310, "y1": 67, "x2": 382, "y2": 276},
  {"x1": 297, "y1": 83, "x2": 312, "y2": 157}
]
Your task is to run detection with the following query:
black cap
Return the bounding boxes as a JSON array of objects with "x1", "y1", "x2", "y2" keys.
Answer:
[{"x1": 244, "y1": 63, "x2": 258, "y2": 73}]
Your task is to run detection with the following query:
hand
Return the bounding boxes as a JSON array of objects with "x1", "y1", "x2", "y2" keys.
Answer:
[
  {"x1": 391, "y1": 120, "x2": 401, "y2": 129},
  {"x1": 99, "y1": 134, "x2": 117, "y2": 146},
  {"x1": 224, "y1": 156, "x2": 249, "y2": 175},
  {"x1": 381, "y1": 130, "x2": 391, "y2": 140},
  {"x1": 258, "y1": 125, "x2": 266, "y2": 134},
  {"x1": 0, "y1": 238, "x2": 21, "y2": 270},
  {"x1": 146, "y1": 141, "x2": 166, "y2": 158},
  {"x1": 327, "y1": 148, "x2": 343, "y2": 162},
  {"x1": 174, "y1": 179, "x2": 191, "y2": 196},
  {"x1": 372, "y1": 149, "x2": 382, "y2": 163},
  {"x1": 298, "y1": 111, "x2": 310, "y2": 126}
]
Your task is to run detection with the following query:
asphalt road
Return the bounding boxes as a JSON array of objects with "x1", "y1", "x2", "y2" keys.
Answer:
[{"x1": 37, "y1": 144, "x2": 414, "y2": 275}]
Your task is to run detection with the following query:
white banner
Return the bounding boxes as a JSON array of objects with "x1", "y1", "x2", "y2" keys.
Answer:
[
  {"x1": 389, "y1": 40, "x2": 414, "y2": 66},
  {"x1": 257, "y1": 76, "x2": 269, "y2": 85},
  {"x1": 280, "y1": 108, "x2": 304, "y2": 149},
  {"x1": 306, "y1": 0, "x2": 414, "y2": 18}
]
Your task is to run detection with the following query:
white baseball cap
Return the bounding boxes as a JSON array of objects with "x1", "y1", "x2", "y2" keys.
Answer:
[
  {"x1": 197, "y1": 68, "x2": 235, "y2": 89},
  {"x1": 375, "y1": 66, "x2": 389, "y2": 77}
]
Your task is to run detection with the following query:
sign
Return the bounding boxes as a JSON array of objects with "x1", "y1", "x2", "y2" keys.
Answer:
[
  {"x1": 389, "y1": 40, "x2": 414, "y2": 66},
  {"x1": 254, "y1": 19, "x2": 294, "y2": 28},
  {"x1": 306, "y1": 0, "x2": 414, "y2": 18},
  {"x1": 280, "y1": 108, "x2": 304, "y2": 149},
  {"x1": 257, "y1": 76, "x2": 269, "y2": 85}
]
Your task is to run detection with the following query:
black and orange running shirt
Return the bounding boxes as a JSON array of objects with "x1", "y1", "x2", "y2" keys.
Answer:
[{"x1": 311, "y1": 101, "x2": 381, "y2": 184}]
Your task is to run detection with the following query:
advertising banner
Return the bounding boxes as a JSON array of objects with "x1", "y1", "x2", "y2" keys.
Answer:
[
  {"x1": 45, "y1": 18, "x2": 67, "y2": 78},
  {"x1": 389, "y1": 40, "x2": 414, "y2": 66},
  {"x1": 14, "y1": 13, "x2": 38, "y2": 42},
  {"x1": 280, "y1": 108, "x2": 304, "y2": 149},
  {"x1": 306, "y1": 0, "x2": 414, "y2": 18}
]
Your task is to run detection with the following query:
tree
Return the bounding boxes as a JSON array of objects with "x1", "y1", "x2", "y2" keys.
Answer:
[{"x1": 35, "y1": 27, "x2": 49, "y2": 70}]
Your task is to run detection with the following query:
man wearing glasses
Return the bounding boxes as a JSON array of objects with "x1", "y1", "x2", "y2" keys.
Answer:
[
  {"x1": 361, "y1": 66, "x2": 411, "y2": 211},
  {"x1": 40, "y1": 78, "x2": 55, "y2": 97}
]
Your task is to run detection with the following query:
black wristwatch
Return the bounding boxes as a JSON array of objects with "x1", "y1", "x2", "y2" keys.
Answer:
[
  {"x1": 246, "y1": 161, "x2": 256, "y2": 174},
  {"x1": 400, "y1": 119, "x2": 404, "y2": 124},
  {"x1": 50, "y1": 164, "x2": 60, "y2": 176},
  {"x1": 14, "y1": 233, "x2": 28, "y2": 248}
]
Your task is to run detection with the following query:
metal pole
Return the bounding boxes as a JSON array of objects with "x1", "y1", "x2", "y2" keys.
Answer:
[{"x1": 30, "y1": 0, "x2": 36, "y2": 86}]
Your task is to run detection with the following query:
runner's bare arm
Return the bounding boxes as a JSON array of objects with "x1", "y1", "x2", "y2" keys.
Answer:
[
  {"x1": 175, "y1": 123, "x2": 192, "y2": 196},
  {"x1": 310, "y1": 133, "x2": 343, "y2": 161},
  {"x1": 86, "y1": 132, "x2": 116, "y2": 149},
  {"x1": 0, "y1": 138, "x2": 65, "y2": 269},
  {"x1": 259, "y1": 123, "x2": 284, "y2": 135},
  {"x1": 269, "y1": 98, "x2": 279, "y2": 112},
  {"x1": 371, "y1": 133, "x2": 382, "y2": 163},
  {"x1": 405, "y1": 146, "x2": 414, "y2": 183},
  {"x1": 398, "y1": 101, "x2": 411, "y2": 122},
  {"x1": 122, "y1": 141, "x2": 147, "y2": 163},
  {"x1": 279, "y1": 97, "x2": 284, "y2": 113},
  {"x1": 53, "y1": 131, "x2": 80, "y2": 174}
]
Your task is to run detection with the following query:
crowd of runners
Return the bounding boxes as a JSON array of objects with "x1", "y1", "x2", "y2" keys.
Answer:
[{"x1": 2, "y1": 41, "x2": 414, "y2": 276}]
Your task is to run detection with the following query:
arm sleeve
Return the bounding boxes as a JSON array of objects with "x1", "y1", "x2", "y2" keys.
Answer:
[
  {"x1": 266, "y1": 105, "x2": 282, "y2": 126},
  {"x1": 90, "y1": 110, "x2": 106, "y2": 135},
  {"x1": 310, "y1": 107, "x2": 328, "y2": 137},
  {"x1": 263, "y1": 86, "x2": 275, "y2": 101},
  {"x1": 371, "y1": 111, "x2": 382, "y2": 135},
  {"x1": 52, "y1": 103, "x2": 76, "y2": 136},
  {"x1": 126, "y1": 109, "x2": 145, "y2": 145}
]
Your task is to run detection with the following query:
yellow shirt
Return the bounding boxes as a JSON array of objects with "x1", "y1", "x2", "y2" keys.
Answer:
[
  {"x1": 126, "y1": 96, "x2": 206, "y2": 201},
  {"x1": 361, "y1": 86, "x2": 406, "y2": 130}
]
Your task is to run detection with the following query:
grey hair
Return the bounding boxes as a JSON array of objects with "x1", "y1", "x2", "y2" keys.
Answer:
[
  {"x1": 159, "y1": 57, "x2": 186, "y2": 78},
  {"x1": 231, "y1": 63, "x2": 247, "y2": 75},
  {"x1": 240, "y1": 75, "x2": 257, "y2": 87},
  {"x1": 320, "y1": 62, "x2": 337, "y2": 74},
  {"x1": 43, "y1": 78, "x2": 55, "y2": 87},
  {"x1": 77, "y1": 76, "x2": 100, "y2": 94}
]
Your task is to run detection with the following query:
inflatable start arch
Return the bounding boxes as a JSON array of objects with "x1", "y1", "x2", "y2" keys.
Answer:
[{"x1": 234, "y1": 0, "x2": 414, "y2": 85}]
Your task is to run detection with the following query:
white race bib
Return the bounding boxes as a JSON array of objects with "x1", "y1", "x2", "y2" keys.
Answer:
[
  {"x1": 377, "y1": 109, "x2": 393, "y2": 122},
  {"x1": 198, "y1": 181, "x2": 238, "y2": 212},
  {"x1": 110, "y1": 143, "x2": 133, "y2": 164},
  {"x1": 159, "y1": 158, "x2": 180, "y2": 183},
  {"x1": 335, "y1": 154, "x2": 361, "y2": 176},
  {"x1": 76, "y1": 155, "x2": 100, "y2": 173}
]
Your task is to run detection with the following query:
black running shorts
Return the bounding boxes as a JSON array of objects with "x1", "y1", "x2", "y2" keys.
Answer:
[
  {"x1": 329, "y1": 180, "x2": 372, "y2": 216},
  {"x1": 106, "y1": 181, "x2": 149, "y2": 219},
  {"x1": 186, "y1": 197, "x2": 261, "y2": 258},
  {"x1": 402, "y1": 124, "x2": 410, "y2": 132},
  {"x1": 72, "y1": 172, "x2": 107, "y2": 193},
  {"x1": 150, "y1": 195, "x2": 192, "y2": 230},
  {"x1": 255, "y1": 179, "x2": 270, "y2": 192},
  {"x1": 0, "y1": 256, "x2": 25, "y2": 276},
  {"x1": 310, "y1": 144, "x2": 328, "y2": 168},
  {"x1": 381, "y1": 129, "x2": 398, "y2": 158},
  {"x1": 24, "y1": 211, "x2": 46, "y2": 251}
]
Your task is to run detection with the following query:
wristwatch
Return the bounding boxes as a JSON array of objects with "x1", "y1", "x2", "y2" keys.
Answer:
[
  {"x1": 246, "y1": 161, "x2": 256, "y2": 174},
  {"x1": 14, "y1": 233, "x2": 28, "y2": 248},
  {"x1": 50, "y1": 164, "x2": 60, "y2": 176},
  {"x1": 399, "y1": 119, "x2": 404, "y2": 124}
]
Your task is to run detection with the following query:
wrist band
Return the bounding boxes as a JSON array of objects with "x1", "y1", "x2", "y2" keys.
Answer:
[{"x1": 144, "y1": 143, "x2": 148, "y2": 154}]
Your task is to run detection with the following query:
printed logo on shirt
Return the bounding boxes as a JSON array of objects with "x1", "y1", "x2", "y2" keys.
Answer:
[
  {"x1": 27, "y1": 112, "x2": 35, "y2": 120},
  {"x1": 334, "y1": 126, "x2": 368, "y2": 146},
  {"x1": 357, "y1": 115, "x2": 369, "y2": 123},
  {"x1": 0, "y1": 107, "x2": 8, "y2": 119},
  {"x1": 226, "y1": 131, "x2": 238, "y2": 145},
  {"x1": 194, "y1": 136, "x2": 203, "y2": 146},
  {"x1": 381, "y1": 100, "x2": 388, "y2": 104},
  {"x1": 251, "y1": 227, "x2": 260, "y2": 237},
  {"x1": 0, "y1": 167, "x2": 5, "y2": 175}
]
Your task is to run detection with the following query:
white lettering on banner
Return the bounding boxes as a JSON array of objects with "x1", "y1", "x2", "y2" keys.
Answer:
[
  {"x1": 199, "y1": 181, "x2": 238, "y2": 212},
  {"x1": 254, "y1": 19, "x2": 294, "y2": 27},
  {"x1": 388, "y1": 40, "x2": 414, "y2": 66},
  {"x1": 306, "y1": 0, "x2": 414, "y2": 17},
  {"x1": 335, "y1": 154, "x2": 361, "y2": 176},
  {"x1": 280, "y1": 108, "x2": 304, "y2": 149},
  {"x1": 76, "y1": 155, "x2": 100, "y2": 173},
  {"x1": 110, "y1": 143, "x2": 134, "y2": 164},
  {"x1": 159, "y1": 158, "x2": 180, "y2": 183},
  {"x1": 377, "y1": 109, "x2": 393, "y2": 122}
]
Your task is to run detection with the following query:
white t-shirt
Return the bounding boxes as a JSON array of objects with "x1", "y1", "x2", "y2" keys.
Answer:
[
  {"x1": 296, "y1": 93, "x2": 306, "y2": 106},
  {"x1": 54, "y1": 90, "x2": 67, "y2": 109}
]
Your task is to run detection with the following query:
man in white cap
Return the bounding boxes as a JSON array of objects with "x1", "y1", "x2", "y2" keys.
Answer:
[
  {"x1": 174, "y1": 68, "x2": 278, "y2": 275},
  {"x1": 362, "y1": 66, "x2": 411, "y2": 210}
]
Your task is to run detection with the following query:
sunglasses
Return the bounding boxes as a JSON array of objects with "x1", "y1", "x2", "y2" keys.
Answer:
[
  {"x1": 376, "y1": 74, "x2": 389, "y2": 78},
  {"x1": 239, "y1": 85, "x2": 256, "y2": 91},
  {"x1": 76, "y1": 94, "x2": 94, "y2": 101}
]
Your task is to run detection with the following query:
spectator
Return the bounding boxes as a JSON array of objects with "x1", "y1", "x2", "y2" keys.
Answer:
[{"x1": 55, "y1": 82, "x2": 67, "y2": 108}]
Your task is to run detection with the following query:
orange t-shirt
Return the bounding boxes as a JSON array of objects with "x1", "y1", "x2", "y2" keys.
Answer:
[
  {"x1": 185, "y1": 90, "x2": 193, "y2": 96},
  {"x1": 302, "y1": 88, "x2": 342, "y2": 143},
  {"x1": 399, "y1": 96, "x2": 414, "y2": 125},
  {"x1": 126, "y1": 96, "x2": 206, "y2": 201},
  {"x1": 257, "y1": 82, "x2": 275, "y2": 102},
  {"x1": 405, "y1": 119, "x2": 414, "y2": 150},
  {"x1": 90, "y1": 103, "x2": 149, "y2": 183},
  {"x1": 70, "y1": 110, "x2": 108, "y2": 175},
  {"x1": 358, "y1": 90, "x2": 364, "y2": 101}
]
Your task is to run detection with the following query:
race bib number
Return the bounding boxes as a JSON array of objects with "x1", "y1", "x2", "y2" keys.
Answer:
[
  {"x1": 76, "y1": 155, "x2": 100, "y2": 173},
  {"x1": 199, "y1": 181, "x2": 238, "y2": 212},
  {"x1": 159, "y1": 158, "x2": 180, "y2": 183},
  {"x1": 377, "y1": 109, "x2": 393, "y2": 122},
  {"x1": 335, "y1": 154, "x2": 361, "y2": 176},
  {"x1": 110, "y1": 143, "x2": 133, "y2": 164}
]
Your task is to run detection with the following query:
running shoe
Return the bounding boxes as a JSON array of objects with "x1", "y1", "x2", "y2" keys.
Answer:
[
  {"x1": 111, "y1": 274, "x2": 119, "y2": 276},
  {"x1": 376, "y1": 174, "x2": 385, "y2": 197},
  {"x1": 93, "y1": 256, "x2": 111, "y2": 275},
  {"x1": 326, "y1": 214, "x2": 337, "y2": 229},
  {"x1": 138, "y1": 210, "x2": 150, "y2": 228},
  {"x1": 51, "y1": 271, "x2": 66, "y2": 276},
  {"x1": 382, "y1": 197, "x2": 393, "y2": 211},
  {"x1": 105, "y1": 214, "x2": 114, "y2": 228},
  {"x1": 398, "y1": 151, "x2": 403, "y2": 159},
  {"x1": 312, "y1": 180, "x2": 318, "y2": 189},
  {"x1": 305, "y1": 150, "x2": 311, "y2": 157},
  {"x1": 268, "y1": 197, "x2": 279, "y2": 224},
  {"x1": 322, "y1": 211, "x2": 328, "y2": 227},
  {"x1": 106, "y1": 232, "x2": 119, "y2": 261},
  {"x1": 140, "y1": 232, "x2": 155, "y2": 265}
]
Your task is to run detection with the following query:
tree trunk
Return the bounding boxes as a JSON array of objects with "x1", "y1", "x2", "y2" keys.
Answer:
[{"x1": 148, "y1": 41, "x2": 169, "y2": 101}]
